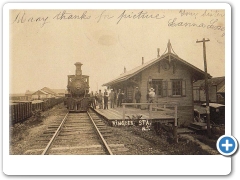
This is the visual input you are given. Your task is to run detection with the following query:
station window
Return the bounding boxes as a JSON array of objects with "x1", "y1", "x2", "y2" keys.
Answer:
[
  {"x1": 168, "y1": 79, "x2": 186, "y2": 97},
  {"x1": 150, "y1": 79, "x2": 186, "y2": 97},
  {"x1": 152, "y1": 80, "x2": 167, "y2": 97},
  {"x1": 172, "y1": 80, "x2": 182, "y2": 95}
]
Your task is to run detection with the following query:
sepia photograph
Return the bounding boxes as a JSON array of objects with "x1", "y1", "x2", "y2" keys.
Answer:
[{"x1": 3, "y1": 2, "x2": 232, "y2": 176}]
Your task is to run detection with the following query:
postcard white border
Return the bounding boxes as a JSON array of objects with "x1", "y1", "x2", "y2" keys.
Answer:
[{"x1": 3, "y1": 3, "x2": 231, "y2": 175}]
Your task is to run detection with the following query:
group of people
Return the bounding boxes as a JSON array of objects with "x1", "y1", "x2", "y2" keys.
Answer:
[
  {"x1": 89, "y1": 86, "x2": 156, "y2": 110},
  {"x1": 89, "y1": 89, "x2": 125, "y2": 110}
]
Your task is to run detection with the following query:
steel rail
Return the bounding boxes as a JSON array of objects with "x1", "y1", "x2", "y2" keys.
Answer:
[
  {"x1": 87, "y1": 111, "x2": 113, "y2": 155},
  {"x1": 41, "y1": 113, "x2": 69, "y2": 155}
]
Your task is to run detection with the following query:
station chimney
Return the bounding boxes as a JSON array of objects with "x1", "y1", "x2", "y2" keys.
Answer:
[
  {"x1": 75, "y1": 62, "x2": 83, "y2": 76},
  {"x1": 142, "y1": 57, "x2": 144, "y2": 65},
  {"x1": 124, "y1": 66, "x2": 126, "y2": 73}
]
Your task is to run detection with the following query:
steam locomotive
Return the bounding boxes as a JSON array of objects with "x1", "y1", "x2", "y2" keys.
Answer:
[{"x1": 65, "y1": 62, "x2": 90, "y2": 112}]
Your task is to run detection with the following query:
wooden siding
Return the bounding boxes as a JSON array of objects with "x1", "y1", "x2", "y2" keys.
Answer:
[
  {"x1": 193, "y1": 78, "x2": 225, "y2": 103},
  {"x1": 139, "y1": 60, "x2": 194, "y2": 126},
  {"x1": 194, "y1": 85, "x2": 222, "y2": 103}
]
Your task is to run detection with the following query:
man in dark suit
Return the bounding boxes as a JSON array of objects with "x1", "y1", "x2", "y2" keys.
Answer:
[
  {"x1": 117, "y1": 89, "x2": 121, "y2": 107},
  {"x1": 103, "y1": 89, "x2": 108, "y2": 109},
  {"x1": 135, "y1": 87, "x2": 141, "y2": 109}
]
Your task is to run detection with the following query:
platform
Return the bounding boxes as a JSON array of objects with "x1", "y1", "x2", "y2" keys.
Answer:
[{"x1": 94, "y1": 106, "x2": 175, "y2": 125}]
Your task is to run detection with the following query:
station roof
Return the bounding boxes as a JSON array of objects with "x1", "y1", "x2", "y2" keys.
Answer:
[
  {"x1": 41, "y1": 87, "x2": 56, "y2": 95},
  {"x1": 193, "y1": 76, "x2": 225, "y2": 87},
  {"x1": 103, "y1": 40, "x2": 210, "y2": 87},
  {"x1": 32, "y1": 89, "x2": 48, "y2": 95}
]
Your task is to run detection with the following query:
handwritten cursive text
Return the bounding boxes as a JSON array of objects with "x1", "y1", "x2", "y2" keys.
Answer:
[
  {"x1": 117, "y1": 10, "x2": 165, "y2": 24},
  {"x1": 53, "y1": 10, "x2": 91, "y2": 20},
  {"x1": 13, "y1": 11, "x2": 49, "y2": 28}
]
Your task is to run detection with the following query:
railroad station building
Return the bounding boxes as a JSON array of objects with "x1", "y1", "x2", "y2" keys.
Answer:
[
  {"x1": 103, "y1": 40, "x2": 210, "y2": 126},
  {"x1": 27, "y1": 87, "x2": 67, "y2": 100},
  {"x1": 32, "y1": 87, "x2": 57, "y2": 100},
  {"x1": 193, "y1": 76, "x2": 225, "y2": 104},
  {"x1": 32, "y1": 89, "x2": 50, "y2": 100}
]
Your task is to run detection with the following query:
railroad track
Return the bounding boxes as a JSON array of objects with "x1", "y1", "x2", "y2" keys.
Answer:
[{"x1": 24, "y1": 110, "x2": 128, "y2": 155}]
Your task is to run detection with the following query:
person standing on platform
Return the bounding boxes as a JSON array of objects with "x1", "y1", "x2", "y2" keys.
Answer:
[
  {"x1": 121, "y1": 90, "x2": 125, "y2": 106},
  {"x1": 146, "y1": 89, "x2": 150, "y2": 102},
  {"x1": 148, "y1": 88, "x2": 155, "y2": 103},
  {"x1": 135, "y1": 87, "x2": 141, "y2": 109},
  {"x1": 117, "y1": 89, "x2": 121, "y2": 107},
  {"x1": 98, "y1": 90, "x2": 103, "y2": 109},
  {"x1": 90, "y1": 91, "x2": 96, "y2": 109},
  {"x1": 103, "y1": 89, "x2": 109, "y2": 109},
  {"x1": 94, "y1": 91, "x2": 98, "y2": 106},
  {"x1": 113, "y1": 89, "x2": 117, "y2": 106},
  {"x1": 109, "y1": 89, "x2": 115, "y2": 108}
]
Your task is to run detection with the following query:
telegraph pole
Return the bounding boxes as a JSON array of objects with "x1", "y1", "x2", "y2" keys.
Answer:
[{"x1": 196, "y1": 38, "x2": 211, "y2": 138}]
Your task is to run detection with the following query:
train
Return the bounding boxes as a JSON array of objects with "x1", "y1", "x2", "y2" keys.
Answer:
[
  {"x1": 65, "y1": 62, "x2": 91, "y2": 112},
  {"x1": 10, "y1": 97, "x2": 64, "y2": 125}
]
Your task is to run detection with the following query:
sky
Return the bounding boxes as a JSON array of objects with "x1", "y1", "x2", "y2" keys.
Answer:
[{"x1": 9, "y1": 9, "x2": 225, "y2": 94}]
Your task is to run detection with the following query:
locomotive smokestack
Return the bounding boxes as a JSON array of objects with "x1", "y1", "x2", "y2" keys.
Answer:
[{"x1": 75, "y1": 62, "x2": 83, "y2": 76}]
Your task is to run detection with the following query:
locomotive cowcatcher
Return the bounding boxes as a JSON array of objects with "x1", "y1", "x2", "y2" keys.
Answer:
[{"x1": 65, "y1": 62, "x2": 90, "y2": 112}]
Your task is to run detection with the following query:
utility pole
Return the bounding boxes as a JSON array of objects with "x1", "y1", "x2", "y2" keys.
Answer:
[{"x1": 196, "y1": 38, "x2": 211, "y2": 138}]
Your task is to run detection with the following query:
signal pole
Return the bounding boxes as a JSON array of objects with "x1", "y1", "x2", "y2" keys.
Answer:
[{"x1": 196, "y1": 38, "x2": 211, "y2": 138}]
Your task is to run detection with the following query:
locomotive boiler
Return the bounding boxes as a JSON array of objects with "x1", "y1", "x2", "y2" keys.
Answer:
[{"x1": 66, "y1": 62, "x2": 90, "y2": 112}]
